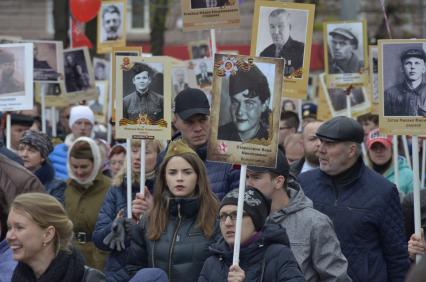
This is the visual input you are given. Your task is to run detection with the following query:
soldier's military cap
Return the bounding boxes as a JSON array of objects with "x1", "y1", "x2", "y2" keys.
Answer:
[
  {"x1": 229, "y1": 63, "x2": 270, "y2": 103},
  {"x1": 400, "y1": 48, "x2": 426, "y2": 63},
  {"x1": 316, "y1": 116, "x2": 364, "y2": 144}
]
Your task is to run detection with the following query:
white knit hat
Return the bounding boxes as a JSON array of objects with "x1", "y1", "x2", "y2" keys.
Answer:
[{"x1": 68, "y1": 105, "x2": 95, "y2": 128}]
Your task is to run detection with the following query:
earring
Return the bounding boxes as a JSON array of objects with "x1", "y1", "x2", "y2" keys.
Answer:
[{"x1": 42, "y1": 242, "x2": 47, "y2": 247}]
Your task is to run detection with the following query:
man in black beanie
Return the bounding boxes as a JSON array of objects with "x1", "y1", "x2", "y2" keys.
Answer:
[{"x1": 218, "y1": 64, "x2": 271, "y2": 142}]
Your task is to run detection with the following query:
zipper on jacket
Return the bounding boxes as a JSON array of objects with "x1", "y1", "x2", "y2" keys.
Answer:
[
  {"x1": 168, "y1": 203, "x2": 182, "y2": 281},
  {"x1": 333, "y1": 185, "x2": 339, "y2": 207}
]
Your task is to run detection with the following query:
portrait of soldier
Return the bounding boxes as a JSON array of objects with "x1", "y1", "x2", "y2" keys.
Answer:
[
  {"x1": 191, "y1": 0, "x2": 227, "y2": 9},
  {"x1": 196, "y1": 61, "x2": 213, "y2": 87},
  {"x1": 64, "y1": 52, "x2": 90, "y2": 92},
  {"x1": 123, "y1": 62, "x2": 164, "y2": 122},
  {"x1": 328, "y1": 27, "x2": 363, "y2": 74},
  {"x1": 218, "y1": 64, "x2": 271, "y2": 142},
  {"x1": 173, "y1": 68, "x2": 189, "y2": 96},
  {"x1": 0, "y1": 49, "x2": 24, "y2": 95},
  {"x1": 102, "y1": 5, "x2": 122, "y2": 41},
  {"x1": 259, "y1": 9, "x2": 304, "y2": 77},
  {"x1": 384, "y1": 48, "x2": 426, "y2": 116}
]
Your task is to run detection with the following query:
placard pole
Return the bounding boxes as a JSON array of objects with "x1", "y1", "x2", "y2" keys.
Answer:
[
  {"x1": 402, "y1": 135, "x2": 412, "y2": 170},
  {"x1": 422, "y1": 139, "x2": 426, "y2": 189},
  {"x1": 412, "y1": 136, "x2": 422, "y2": 263},
  {"x1": 140, "y1": 139, "x2": 146, "y2": 195},
  {"x1": 51, "y1": 107, "x2": 57, "y2": 137},
  {"x1": 393, "y1": 135, "x2": 400, "y2": 191},
  {"x1": 107, "y1": 52, "x2": 113, "y2": 145},
  {"x1": 126, "y1": 138, "x2": 132, "y2": 219},
  {"x1": 6, "y1": 113, "x2": 11, "y2": 150},
  {"x1": 41, "y1": 87, "x2": 46, "y2": 133}
]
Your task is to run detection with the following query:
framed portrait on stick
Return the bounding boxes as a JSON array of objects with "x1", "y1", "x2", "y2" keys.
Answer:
[
  {"x1": 181, "y1": 0, "x2": 240, "y2": 31},
  {"x1": 378, "y1": 39, "x2": 426, "y2": 135},
  {"x1": 97, "y1": 0, "x2": 126, "y2": 54},
  {"x1": 31, "y1": 40, "x2": 64, "y2": 82},
  {"x1": 324, "y1": 20, "x2": 368, "y2": 88},
  {"x1": 115, "y1": 55, "x2": 172, "y2": 140},
  {"x1": 0, "y1": 43, "x2": 33, "y2": 111},
  {"x1": 188, "y1": 40, "x2": 211, "y2": 59},
  {"x1": 250, "y1": 1, "x2": 315, "y2": 99},
  {"x1": 207, "y1": 54, "x2": 283, "y2": 168}
]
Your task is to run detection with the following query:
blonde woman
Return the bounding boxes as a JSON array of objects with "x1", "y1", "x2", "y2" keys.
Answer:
[{"x1": 6, "y1": 193, "x2": 105, "y2": 281}]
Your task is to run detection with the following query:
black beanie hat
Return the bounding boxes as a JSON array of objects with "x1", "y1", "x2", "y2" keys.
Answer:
[{"x1": 220, "y1": 186, "x2": 271, "y2": 231}]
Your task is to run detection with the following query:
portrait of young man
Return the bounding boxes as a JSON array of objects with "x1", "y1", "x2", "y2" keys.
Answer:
[
  {"x1": 0, "y1": 49, "x2": 24, "y2": 95},
  {"x1": 327, "y1": 26, "x2": 363, "y2": 74},
  {"x1": 122, "y1": 62, "x2": 164, "y2": 122},
  {"x1": 217, "y1": 64, "x2": 271, "y2": 142},
  {"x1": 384, "y1": 48, "x2": 426, "y2": 116},
  {"x1": 102, "y1": 4, "x2": 122, "y2": 41}
]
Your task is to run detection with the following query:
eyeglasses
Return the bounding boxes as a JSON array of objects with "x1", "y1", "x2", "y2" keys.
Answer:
[{"x1": 219, "y1": 211, "x2": 248, "y2": 223}]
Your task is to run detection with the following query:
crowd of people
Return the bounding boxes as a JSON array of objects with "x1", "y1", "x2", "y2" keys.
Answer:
[{"x1": 1, "y1": 84, "x2": 426, "y2": 282}]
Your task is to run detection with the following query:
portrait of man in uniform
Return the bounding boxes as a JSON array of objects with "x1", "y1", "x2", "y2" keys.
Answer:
[
  {"x1": 191, "y1": 0, "x2": 228, "y2": 9},
  {"x1": 218, "y1": 64, "x2": 271, "y2": 142},
  {"x1": 328, "y1": 27, "x2": 363, "y2": 74},
  {"x1": 259, "y1": 9, "x2": 305, "y2": 77},
  {"x1": 102, "y1": 4, "x2": 122, "y2": 41},
  {"x1": 173, "y1": 68, "x2": 189, "y2": 97},
  {"x1": 196, "y1": 61, "x2": 213, "y2": 87},
  {"x1": 123, "y1": 62, "x2": 164, "y2": 122},
  {"x1": 0, "y1": 49, "x2": 24, "y2": 95},
  {"x1": 384, "y1": 48, "x2": 426, "y2": 116}
]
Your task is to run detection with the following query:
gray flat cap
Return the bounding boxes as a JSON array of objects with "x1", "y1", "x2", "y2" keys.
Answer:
[{"x1": 316, "y1": 116, "x2": 364, "y2": 143}]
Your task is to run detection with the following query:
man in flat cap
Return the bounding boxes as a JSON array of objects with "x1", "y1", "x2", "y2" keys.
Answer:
[
  {"x1": 102, "y1": 4, "x2": 122, "y2": 41},
  {"x1": 123, "y1": 62, "x2": 163, "y2": 122},
  {"x1": 297, "y1": 116, "x2": 409, "y2": 281},
  {"x1": 260, "y1": 9, "x2": 304, "y2": 77},
  {"x1": 384, "y1": 48, "x2": 426, "y2": 116},
  {"x1": 0, "y1": 50, "x2": 24, "y2": 95},
  {"x1": 218, "y1": 64, "x2": 271, "y2": 142},
  {"x1": 328, "y1": 27, "x2": 363, "y2": 74}
]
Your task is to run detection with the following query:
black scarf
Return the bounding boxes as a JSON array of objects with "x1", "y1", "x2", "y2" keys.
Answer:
[{"x1": 11, "y1": 250, "x2": 85, "y2": 282}]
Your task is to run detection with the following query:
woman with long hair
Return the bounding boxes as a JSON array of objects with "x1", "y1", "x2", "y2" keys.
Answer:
[
  {"x1": 126, "y1": 140, "x2": 219, "y2": 282},
  {"x1": 93, "y1": 139, "x2": 163, "y2": 282},
  {"x1": 6, "y1": 193, "x2": 105, "y2": 281}
]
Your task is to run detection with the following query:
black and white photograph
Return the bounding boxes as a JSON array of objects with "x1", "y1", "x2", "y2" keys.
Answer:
[
  {"x1": 172, "y1": 66, "x2": 189, "y2": 97},
  {"x1": 190, "y1": 0, "x2": 229, "y2": 9},
  {"x1": 381, "y1": 42, "x2": 426, "y2": 117},
  {"x1": 115, "y1": 55, "x2": 172, "y2": 140},
  {"x1": 207, "y1": 54, "x2": 284, "y2": 168},
  {"x1": 189, "y1": 41, "x2": 210, "y2": 59},
  {"x1": 122, "y1": 61, "x2": 164, "y2": 122},
  {"x1": 369, "y1": 45, "x2": 379, "y2": 105},
  {"x1": 91, "y1": 80, "x2": 108, "y2": 122},
  {"x1": 281, "y1": 98, "x2": 301, "y2": 114},
  {"x1": 32, "y1": 41, "x2": 63, "y2": 82},
  {"x1": 63, "y1": 47, "x2": 94, "y2": 94},
  {"x1": 0, "y1": 43, "x2": 33, "y2": 111},
  {"x1": 93, "y1": 57, "x2": 109, "y2": 80},
  {"x1": 97, "y1": 0, "x2": 126, "y2": 53},
  {"x1": 251, "y1": 1, "x2": 315, "y2": 99},
  {"x1": 254, "y1": 7, "x2": 307, "y2": 78},
  {"x1": 195, "y1": 59, "x2": 213, "y2": 88}
]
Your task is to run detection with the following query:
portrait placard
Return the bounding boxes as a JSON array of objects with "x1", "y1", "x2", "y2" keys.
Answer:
[
  {"x1": 115, "y1": 55, "x2": 172, "y2": 140},
  {"x1": 319, "y1": 72, "x2": 371, "y2": 118},
  {"x1": 251, "y1": 1, "x2": 315, "y2": 99},
  {"x1": 91, "y1": 80, "x2": 109, "y2": 123},
  {"x1": 63, "y1": 47, "x2": 97, "y2": 102},
  {"x1": 324, "y1": 20, "x2": 368, "y2": 88},
  {"x1": 281, "y1": 97, "x2": 301, "y2": 115},
  {"x1": 378, "y1": 39, "x2": 426, "y2": 135},
  {"x1": 93, "y1": 57, "x2": 109, "y2": 80},
  {"x1": 188, "y1": 40, "x2": 211, "y2": 59},
  {"x1": 181, "y1": 0, "x2": 240, "y2": 31},
  {"x1": 0, "y1": 43, "x2": 33, "y2": 111},
  {"x1": 31, "y1": 40, "x2": 64, "y2": 82},
  {"x1": 368, "y1": 45, "x2": 379, "y2": 114},
  {"x1": 97, "y1": 0, "x2": 126, "y2": 54},
  {"x1": 34, "y1": 81, "x2": 70, "y2": 108},
  {"x1": 207, "y1": 54, "x2": 283, "y2": 167}
]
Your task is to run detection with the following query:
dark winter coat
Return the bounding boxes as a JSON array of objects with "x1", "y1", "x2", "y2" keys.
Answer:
[
  {"x1": 35, "y1": 160, "x2": 66, "y2": 204},
  {"x1": 93, "y1": 177, "x2": 155, "y2": 282},
  {"x1": 126, "y1": 197, "x2": 219, "y2": 282},
  {"x1": 198, "y1": 223, "x2": 305, "y2": 282},
  {"x1": 298, "y1": 157, "x2": 410, "y2": 282}
]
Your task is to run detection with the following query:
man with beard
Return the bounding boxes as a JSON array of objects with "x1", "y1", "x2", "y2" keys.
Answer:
[
  {"x1": 290, "y1": 121, "x2": 322, "y2": 176},
  {"x1": 0, "y1": 50, "x2": 24, "y2": 94},
  {"x1": 102, "y1": 5, "x2": 122, "y2": 41},
  {"x1": 123, "y1": 63, "x2": 163, "y2": 122}
]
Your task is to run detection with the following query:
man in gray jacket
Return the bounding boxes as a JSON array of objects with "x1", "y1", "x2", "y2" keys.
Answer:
[{"x1": 247, "y1": 149, "x2": 351, "y2": 282}]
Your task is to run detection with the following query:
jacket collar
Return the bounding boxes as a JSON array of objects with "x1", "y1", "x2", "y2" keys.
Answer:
[{"x1": 35, "y1": 161, "x2": 55, "y2": 185}]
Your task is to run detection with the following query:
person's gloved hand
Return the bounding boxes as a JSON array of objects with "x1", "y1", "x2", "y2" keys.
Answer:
[{"x1": 103, "y1": 210, "x2": 134, "y2": 252}]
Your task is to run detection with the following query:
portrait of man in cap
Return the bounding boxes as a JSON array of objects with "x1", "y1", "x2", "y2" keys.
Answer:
[
  {"x1": 0, "y1": 49, "x2": 24, "y2": 95},
  {"x1": 384, "y1": 48, "x2": 426, "y2": 116},
  {"x1": 217, "y1": 64, "x2": 271, "y2": 142},
  {"x1": 123, "y1": 62, "x2": 164, "y2": 122},
  {"x1": 259, "y1": 9, "x2": 305, "y2": 77},
  {"x1": 191, "y1": 0, "x2": 228, "y2": 9},
  {"x1": 328, "y1": 26, "x2": 363, "y2": 74},
  {"x1": 101, "y1": 4, "x2": 123, "y2": 42}
]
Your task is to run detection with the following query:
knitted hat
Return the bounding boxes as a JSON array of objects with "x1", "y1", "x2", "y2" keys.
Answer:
[
  {"x1": 220, "y1": 187, "x2": 271, "y2": 231},
  {"x1": 68, "y1": 105, "x2": 95, "y2": 128},
  {"x1": 19, "y1": 130, "x2": 53, "y2": 159}
]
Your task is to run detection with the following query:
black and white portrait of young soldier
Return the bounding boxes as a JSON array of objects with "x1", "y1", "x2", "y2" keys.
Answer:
[
  {"x1": 384, "y1": 46, "x2": 426, "y2": 116},
  {"x1": 218, "y1": 63, "x2": 272, "y2": 142},
  {"x1": 257, "y1": 8, "x2": 306, "y2": 77},
  {"x1": 327, "y1": 23, "x2": 364, "y2": 74},
  {"x1": 122, "y1": 62, "x2": 164, "y2": 122},
  {"x1": 101, "y1": 4, "x2": 123, "y2": 41}
]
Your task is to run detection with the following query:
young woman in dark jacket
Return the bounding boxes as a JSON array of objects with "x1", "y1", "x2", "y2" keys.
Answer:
[
  {"x1": 6, "y1": 193, "x2": 105, "y2": 282},
  {"x1": 199, "y1": 187, "x2": 305, "y2": 282},
  {"x1": 126, "y1": 140, "x2": 220, "y2": 282}
]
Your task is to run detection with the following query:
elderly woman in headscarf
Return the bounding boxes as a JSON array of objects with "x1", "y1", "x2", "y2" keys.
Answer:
[{"x1": 17, "y1": 130, "x2": 66, "y2": 203}]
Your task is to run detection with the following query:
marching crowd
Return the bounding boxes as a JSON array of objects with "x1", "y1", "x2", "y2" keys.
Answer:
[{"x1": 0, "y1": 87, "x2": 426, "y2": 282}]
